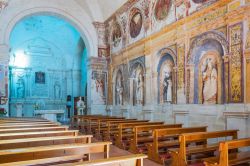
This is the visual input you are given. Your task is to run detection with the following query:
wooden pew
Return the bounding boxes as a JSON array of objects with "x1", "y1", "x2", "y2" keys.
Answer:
[
  {"x1": 0, "y1": 123, "x2": 59, "y2": 129},
  {"x1": 0, "y1": 142, "x2": 112, "y2": 164},
  {"x1": 0, "y1": 126, "x2": 69, "y2": 134},
  {"x1": 115, "y1": 121, "x2": 165, "y2": 149},
  {"x1": 0, "y1": 119, "x2": 50, "y2": 123},
  {"x1": 95, "y1": 118, "x2": 138, "y2": 138},
  {"x1": 147, "y1": 126, "x2": 207, "y2": 164},
  {"x1": 0, "y1": 155, "x2": 85, "y2": 166},
  {"x1": 70, "y1": 115, "x2": 102, "y2": 129},
  {"x1": 62, "y1": 154, "x2": 148, "y2": 166},
  {"x1": 0, "y1": 154, "x2": 147, "y2": 166},
  {"x1": 0, "y1": 121, "x2": 57, "y2": 126},
  {"x1": 203, "y1": 138, "x2": 250, "y2": 166},
  {"x1": 100, "y1": 120, "x2": 149, "y2": 141},
  {"x1": 129, "y1": 124, "x2": 183, "y2": 153},
  {"x1": 169, "y1": 130, "x2": 238, "y2": 166},
  {"x1": 0, "y1": 130, "x2": 79, "y2": 140},
  {"x1": 83, "y1": 116, "x2": 125, "y2": 134},
  {"x1": 0, "y1": 135, "x2": 92, "y2": 150}
]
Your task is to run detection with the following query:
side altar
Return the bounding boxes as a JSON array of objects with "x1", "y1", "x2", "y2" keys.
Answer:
[{"x1": 34, "y1": 110, "x2": 64, "y2": 122}]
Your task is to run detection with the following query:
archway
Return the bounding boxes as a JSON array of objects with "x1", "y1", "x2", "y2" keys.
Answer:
[{"x1": 8, "y1": 14, "x2": 89, "y2": 118}]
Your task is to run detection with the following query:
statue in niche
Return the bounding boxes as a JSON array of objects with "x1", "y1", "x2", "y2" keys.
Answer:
[
  {"x1": 54, "y1": 82, "x2": 61, "y2": 99},
  {"x1": 163, "y1": 70, "x2": 172, "y2": 102},
  {"x1": 76, "y1": 97, "x2": 85, "y2": 115},
  {"x1": 201, "y1": 57, "x2": 218, "y2": 104},
  {"x1": 16, "y1": 78, "x2": 25, "y2": 98},
  {"x1": 116, "y1": 73, "x2": 123, "y2": 105},
  {"x1": 95, "y1": 77, "x2": 105, "y2": 97},
  {"x1": 136, "y1": 72, "x2": 144, "y2": 105}
]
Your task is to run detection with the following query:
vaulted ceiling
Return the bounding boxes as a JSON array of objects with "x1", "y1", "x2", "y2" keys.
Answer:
[{"x1": 75, "y1": 0, "x2": 127, "y2": 22}]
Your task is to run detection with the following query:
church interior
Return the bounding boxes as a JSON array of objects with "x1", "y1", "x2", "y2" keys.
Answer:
[{"x1": 0, "y1": 0, "x2": 250, "y2": 165}]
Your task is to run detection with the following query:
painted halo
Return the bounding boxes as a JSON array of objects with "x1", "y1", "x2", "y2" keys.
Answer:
[
  {"x1": 154, "y1": 0, "x2": 172, "y2": 21},
  {"x1": 129, "y1": 11, "x2": 143, "y2": 38}
]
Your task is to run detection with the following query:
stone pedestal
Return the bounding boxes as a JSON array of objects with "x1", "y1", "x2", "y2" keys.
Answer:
[
  {"x1": 173, "y1": 110, "x2": 189, "y2": 127},
  {"x1": 15, "y1": 103, "x2": 23, "y2": 117},
  {"x1": 223, "y1": 112, "x2": 250, "y2": 139}
]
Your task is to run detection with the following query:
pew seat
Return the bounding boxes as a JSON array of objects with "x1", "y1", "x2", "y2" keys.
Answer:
[
  {"x1": 0, "y1": 135, "x2": 92, "y2": 150},
  {"x1": 0, "y1": 155, "x2": 84, "y2": 166},
  {"x1": 0, "y1": 126, "x2": 68, "y2": 134},
  {"x1": 0, "y1": 142, "x2": 112, "y2": 164}
]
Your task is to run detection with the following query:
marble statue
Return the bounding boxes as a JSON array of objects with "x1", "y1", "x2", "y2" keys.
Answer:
[
  {"x1": 202, "y1": 58, "x2": 217, "y2": 104},
  {"x1": 116, "y1": 75, "x2": 123, "y2": 105},
  {"x1": 76, "y1": 97, "x2": 85, "y2": 115},
  {"x1": 54, "y1": 82, "x2": 61, "y2": 99},
  {"x1": 136, "y1": 73, "x2": 143, "y2": 105},
  {"x1": 163, "y1": 70, "x2": 172, "y2": 102}
]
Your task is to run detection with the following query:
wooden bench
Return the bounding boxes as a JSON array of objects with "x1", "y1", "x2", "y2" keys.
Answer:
[
  {"x1": 0, "y1": 126, "x2": 69, "y2": 134},
  {"x1": 169, "y1": 130, "x2": 238, "y2": 166},
  {"x1": 0, "y1": 135, "x2": 92, "y2": 150},
  {"x1": 203, "y1": 138, "x2": 250, "y2": 166},
  {"x1": 0, "y1": 121, "x2": 57, "y2": 126},
  {"x1": 0, "y1": 119, "x2": 50, "y2": 123},
  {"x1": 0, "y1": 123, "x2": 59, "y2": 129},
  {"x1": 0, "y1": 130, "x2": 79, "y2": 140},
  {"x1": 62, "y1": 154, "x2": 148, "y2": 166},
  {"x1": 0, "y1": 154, "x2": 147, "y2": 166},
  {"x1": 70, "y1": 115, "x2": 102, "y2": 129},
  {"x1": 0, "y1": 155, "x2": 85, "y2": 166},
  {"x1": 115, "y1": 121, "x2": 165, "y2": 149},
  {"x1": 0, "y1": 142, "x2": 112, "y2": 164},
  {"x1": 147, "y1": 126, "x2": 207, "y2": 164},
  {"x1": 129, "y1": 124, "x2": 183, "y2": 153},
  {"x1": 100, "y1": 120, "x2": 149, "y2": 141}
]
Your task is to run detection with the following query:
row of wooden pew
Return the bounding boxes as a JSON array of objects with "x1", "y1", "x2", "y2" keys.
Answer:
[
  {"x1": 71, "y1": 115, "x2": 250, "y2": 166},
  {"x1": 0, "y1": 117, "x2": 147, "y2": 166}
]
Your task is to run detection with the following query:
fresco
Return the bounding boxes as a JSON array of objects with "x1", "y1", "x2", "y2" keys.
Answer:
[
  {"x1": 112, "y1": 22, "x2": 122, "y2": 48},
  {"x1": 192, "y1": 0, "x2": 209, "y2": 3},
  {"x1": 154, "y1": 0, "x2": 172, "y2": 21},
  {"x1": 92, "y1": 71, "x2": 107, "y2": 104},
  {"x1": 115, "y1": 70, "x2": 123, "y2": 105},
  {"x1": 130, "y1": 9, "x2": 143, "y2": 38}
]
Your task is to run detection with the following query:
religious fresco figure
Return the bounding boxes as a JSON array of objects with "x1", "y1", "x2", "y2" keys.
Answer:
[
  {"x1": 201, "y1": 58, "x2": 218, "y2": 104},
  {"x1": 95, "y1": 78, "x2": 105, "y2": 97},
  {"x1": 130, "y1": 11, "x2": 143, "y2": 38},
  {"x1": 136, "y1": 73, "x2": 144, "y2": 105},
  {"x1": 116, "y1": 73, "x2": 123, "y2": 105},
  {"x1": 112, "y1": 23, "x2": 122, "y2": 47},
  {"x1": 154, "y1": 0, "x2": 171, "y2": 21}
]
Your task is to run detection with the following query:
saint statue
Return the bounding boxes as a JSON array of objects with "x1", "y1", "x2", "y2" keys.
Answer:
[
  {"x1": 202, "y1": 58, "x2": 217, "y2": 104},
  {"x1": 116, "y1": 75, "x2": 123, "y2": 105},
  {"x1": 163, "y1": 70, "x2": 172, "y2": 103},
  {"x1": 76, "y1": 97, "x2": 85, "y2": 115},
  {"x1": 16, "y1": 78, "x2": 25, "y2": 98},
  {"x1": 136, "y1": 73, "x2": 144, "y2": 105}
]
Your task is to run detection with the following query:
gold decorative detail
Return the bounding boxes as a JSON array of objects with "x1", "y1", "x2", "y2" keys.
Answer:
[
  {"x1": 229, "y1": 23, "x2": 243, "y2": 103},
  {"x1": 177, "y1": 44, "x2": 185, "y2": 90}
]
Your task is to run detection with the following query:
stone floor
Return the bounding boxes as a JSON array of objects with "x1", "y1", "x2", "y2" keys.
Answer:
[{"x1": 90, "y1": 138, "x2": 161, "y2": 166}]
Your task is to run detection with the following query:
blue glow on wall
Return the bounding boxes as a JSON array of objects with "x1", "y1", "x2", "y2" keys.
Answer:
[{"x1": 9, "y1": 15, "x2": 87, "y2": 117}]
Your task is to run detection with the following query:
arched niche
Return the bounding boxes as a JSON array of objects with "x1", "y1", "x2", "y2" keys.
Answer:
[
  {"x1": 157, "y1": 48, "x2": 177, "y2": 104},
  {"x1": 187, "y1": 31, "x2": 229, "y2": 104},
  {"x1": 112, "y1": 66, "x2": 124, "y2": 106},
  {"x1": 129, "y1": 58, "x2": 146, "y2": 106}
]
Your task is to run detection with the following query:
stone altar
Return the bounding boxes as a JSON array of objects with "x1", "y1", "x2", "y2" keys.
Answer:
[{"x1": 34, "y1": 110, "x2": 64, "y2": 122}]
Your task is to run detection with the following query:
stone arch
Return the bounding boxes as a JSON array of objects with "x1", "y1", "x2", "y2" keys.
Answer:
[
  {"x1": 0, "y1": 0, "x2": 98, "y2": 60},
  {"x1": 187, "y1": 31, "x2": 229, "y2": 104},
  {"x1": 157, "y1": 47, "x2": 177, "y2": 104},
  {"x1": 129, "y1": 56, "x2": 146, "y2": 106}
]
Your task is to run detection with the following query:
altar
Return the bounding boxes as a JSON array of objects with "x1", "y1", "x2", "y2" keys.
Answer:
[{"x1": 34, "y1": 110, "x2": 65, "y2": 122}]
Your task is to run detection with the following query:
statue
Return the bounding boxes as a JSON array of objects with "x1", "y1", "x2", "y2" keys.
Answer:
[
  {"x1": 77, "y1": 97, "x2": 85, "y2": 115},
  {"x1": 136, "y1": 73, "x2": 144, "y2": 105},
  {"x1": 163, "y1": 70, "x2": 172, "y2": 102},
  {"x1": 116, "y1": 75, "x2": 123, "y2": 105},
  {"x1": 54, "y1": 82, "x2": 61, "y2": 99},
  {"x1": 202, "y1": 58, "x2": 218, "y2": 104},
  {"x1": 16, "y1": 78, "x2": 25, "y2": 98}
]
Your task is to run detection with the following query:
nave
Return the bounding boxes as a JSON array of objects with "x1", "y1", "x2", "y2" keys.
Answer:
[{"x1": 0, "y1": 116, "x2": 249, "y2": 166}]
